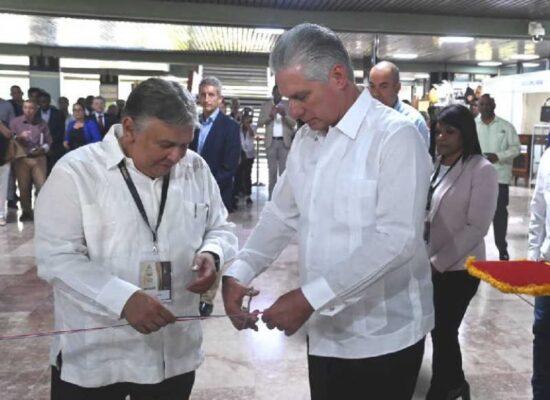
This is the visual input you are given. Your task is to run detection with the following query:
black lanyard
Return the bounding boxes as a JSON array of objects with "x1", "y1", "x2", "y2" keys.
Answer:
[
  {"x1": 426, "y1": 156, "x2": 461, "y2": 212},
  {"x1": 118, "y1": 160, "x2": 170, "y2": 251}
]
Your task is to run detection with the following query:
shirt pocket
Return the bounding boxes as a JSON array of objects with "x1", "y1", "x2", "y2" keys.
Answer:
[{"x1": 170, "y1": 200, "x2": 209, "y2": 253}]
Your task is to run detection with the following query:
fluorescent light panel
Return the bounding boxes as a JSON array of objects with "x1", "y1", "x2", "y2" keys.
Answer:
[
  {"x1": 392, "y1": 53, "x2": 418, "y2": 60},
  {"x1": 511, "y1": 54, "x2": 539, "y2": 60},
  {"x1": 254, "y1": 28, "x2": 285, "y2": 35},
  {"x1": 439, "y1": 36, "x2": 474, "y2": 44},
  {"x1": 478, "y1": 61, "x2": 502, "y2": 66}
]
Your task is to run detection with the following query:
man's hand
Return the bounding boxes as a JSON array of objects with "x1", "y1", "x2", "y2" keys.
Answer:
[
  {"x1": 186, "y1": 252, "x2": 217, "y2": 294},
  {"x1": 485, "y1": 152, "x2": 499, "y2": 163},
  {"x1": 261, "y1": 288, "x2": 314, "y2": 336},
  {"x1": 222, "y1": 276, "x2": 260, "y2": 331},
  {"x1": 29, "y1": 147, "x2": 45, "y2": 156},
  {"x1": 19, "y1": 130, "x2": 31, "y2": 141},
  {"x1": 269, "y1": 106, "x2": 278, "y2": 119},
  {"x1": 122, "y1": 290, "x2": 176, "y2": 334}
]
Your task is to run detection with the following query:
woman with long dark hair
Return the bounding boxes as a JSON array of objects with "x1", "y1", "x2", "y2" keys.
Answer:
[{"x1": 426, "y1": 104, "x2": 498, "y2": 400}]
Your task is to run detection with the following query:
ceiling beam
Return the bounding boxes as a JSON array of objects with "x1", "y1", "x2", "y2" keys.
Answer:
[
  {"x1": 0, "y1": 43, "x2": 498, "y2": 75},
  {"x1": 0, "y1": 0, "x2": 548, "y2": 39}
]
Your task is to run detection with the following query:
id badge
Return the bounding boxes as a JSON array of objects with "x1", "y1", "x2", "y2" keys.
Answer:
[{"x1": 139, "y1": 256, "x2": 173, "y2": 303}]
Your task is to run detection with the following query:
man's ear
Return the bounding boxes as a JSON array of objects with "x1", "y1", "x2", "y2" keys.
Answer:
[
  {"x1": 329, "y1": 64, "x2": 350, "y2": 89},
  {"x1": 121, "y1": 116, "x2": 137, "y2": 142},
  {"x1": 395, "y1": 81, "x2": 402, "y2": 94}
]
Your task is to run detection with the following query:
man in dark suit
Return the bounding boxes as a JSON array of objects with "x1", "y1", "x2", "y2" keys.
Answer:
[
  {"x1": 90, "y1": 96, "x2": 117, "y2": 137},
  {"x1": 190, "y1": 76, "x2": 240, "y2": 316},
  {"x1": 38, "y1": 92, "x2": 66, "y2": 173},
  {"x1": 190, "y1": 76, "x2": 240, "y2": 213}
]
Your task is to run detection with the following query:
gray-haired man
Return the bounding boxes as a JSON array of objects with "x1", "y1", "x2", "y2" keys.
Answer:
[
  {"x1": 35, "y1": 78, "x2": 237, "y2": 399},
  {"x1": 222, "y1": 23, "x2": 433, "y2": 399}
]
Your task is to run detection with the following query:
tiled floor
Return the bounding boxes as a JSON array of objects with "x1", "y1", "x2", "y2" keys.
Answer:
[{"x1": 0, "y1": 184, "x2": 536, "y2": 399}]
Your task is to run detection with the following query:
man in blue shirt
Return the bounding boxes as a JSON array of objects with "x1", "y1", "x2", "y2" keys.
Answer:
[
  {"x1": 369, "y1": 61, "x2": 430, "y2": 148},
  {"x1": 189, "y1": 76, "x2": 240, "y2": 316}
]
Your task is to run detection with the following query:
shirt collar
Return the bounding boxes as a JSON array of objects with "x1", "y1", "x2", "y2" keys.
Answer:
[
  {"x1": 201, "y1": 108, "x2": 219, "y2": 124},
  {"x1": 104, "y1": 124, "x2": 127, "y2": 170},
  {"x1": 393, "y1": 98, "x2": 404, "y2": 112},
  {"x1": 333, "y1": 88, "x2": 373, "y2": 140}
]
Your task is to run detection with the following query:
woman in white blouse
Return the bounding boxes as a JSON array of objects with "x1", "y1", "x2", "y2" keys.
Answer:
[{"x1": 426, "y1": 104, "x2": 498, "y2": 400}]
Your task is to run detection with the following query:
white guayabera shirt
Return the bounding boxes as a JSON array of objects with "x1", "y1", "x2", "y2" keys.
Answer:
[
  {"x1": 35, "y1": 125, "x2": 237, "y2": 387},
  {"x1": 529, "y1": 148, "x2": 550, "y2": 262},
  {"x1": 225, "y1": 90, "x2": 434, "y2": 358}
]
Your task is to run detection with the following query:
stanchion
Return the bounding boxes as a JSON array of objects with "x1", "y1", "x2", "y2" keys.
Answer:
[{"x1": 252, "y1": 136, "x2": 264, "y2": 208}]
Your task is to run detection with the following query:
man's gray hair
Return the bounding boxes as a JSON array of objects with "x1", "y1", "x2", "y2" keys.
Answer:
[
  {"x1": 122, "y1": 78, "x2": 198, "y2": 130},
  {"x1": 269, "y1": 23, "x2": 354, "y2": 82},
  {"x1": 199, "y1": 76, "x2": 223, "y2": 96}
]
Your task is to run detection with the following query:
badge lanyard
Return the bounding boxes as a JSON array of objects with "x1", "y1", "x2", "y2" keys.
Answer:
[
  {"x1": 424, "y1": 156, "x2": 461, "y2": 243},
  {"x1": 118, "y1": 160, "x2": 170, "y2": 253}
]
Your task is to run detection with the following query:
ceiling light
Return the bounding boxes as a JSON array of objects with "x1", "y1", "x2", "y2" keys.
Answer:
[
  {"x1": 392, "y1": 53, "x2": 418, "y2": 60},
  {"x1": 438, "y1": 36, "x2": 474, "y2": 44},
  {"x1": 254, "y1": 28, "x2": 285, "y2": 35},
  {"x1": 523, "y1": 62, "x2": 540, "y2": 68},
  {"x1": 414, "y1": 73, "x2": 430, "y2": 79},
  {"x1": 511, "y1": 54, "x2": 540, "y2": 60},
  {"x1": 478, "y1": 61, "x2": 502, "y2": 67}
]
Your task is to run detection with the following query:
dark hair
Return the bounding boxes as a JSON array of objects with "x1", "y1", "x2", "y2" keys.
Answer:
[
  {"x1": 122, "y1": 78, "x2": 198, "y2": 131},
  {"x1": 437, "y1": 104, "x2": 482, "y2": 160},
  {"x1": 27, "y1": 87, "x2": 43, "y2": 98},
  {"x1": 38, "y1": 91, "x2": 51, "y2": 101}
]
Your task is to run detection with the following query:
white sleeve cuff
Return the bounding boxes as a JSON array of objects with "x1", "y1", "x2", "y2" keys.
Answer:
[
  {"x1": 95, "y1": 277, "x2": 140, "y2": 318},
  {"x1": 301, "y1": 276, "x2": 344, "y2": 316},
  {"x1": 199, "y1": 243, "x2": 225, "y2": 267},
  {"x1": 528, "y1": 250, "x2": 541, "y2": 261},
  {"x1": 223, "y1": 259, "x2": 257, "y2": 286}
]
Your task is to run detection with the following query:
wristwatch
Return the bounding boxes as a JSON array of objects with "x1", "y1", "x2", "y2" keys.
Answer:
[{"x1": 203, "y1": 251, "x2": 220, "y2": 272}]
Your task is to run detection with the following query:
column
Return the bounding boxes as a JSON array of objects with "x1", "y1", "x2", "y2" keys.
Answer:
[{"x1": 29, "y1": 55, "x2": 60, "y2": 105}]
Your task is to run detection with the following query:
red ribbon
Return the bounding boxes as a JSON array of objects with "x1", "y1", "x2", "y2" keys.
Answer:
[{"x1": 0, "y1": 313, "x2": 257, "y2": 341}]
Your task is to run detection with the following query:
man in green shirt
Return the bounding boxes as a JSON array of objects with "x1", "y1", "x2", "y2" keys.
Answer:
[{"x1": 475, "y1": 94, "x2": 520, "y2": 260}]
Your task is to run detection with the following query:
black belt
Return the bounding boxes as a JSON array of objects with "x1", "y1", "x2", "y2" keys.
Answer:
[{"x1": 272, "y1": 137, "x2": 284, "y2": 140}]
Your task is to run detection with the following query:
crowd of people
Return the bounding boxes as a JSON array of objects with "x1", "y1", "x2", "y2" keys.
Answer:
[
  {"x1": 0, "y1": 87, "x2": 125, "y2": 224},
  {"x1": 0, "y1": 21, "x2": 547, "y2": 400}
]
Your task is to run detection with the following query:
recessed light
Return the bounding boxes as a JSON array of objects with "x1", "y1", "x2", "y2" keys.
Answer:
[
  {"x1": 414, "y1": 73, "x2": 430, "y2": 79},
  {"x1": 392, "y1": 53, "x2": 418, "y2": 60},
  {"x1": 511, "y1": 54, "x2": 539, "y2": 60},
  {"x1": 523, "y1": 62, "x2": 540, "y2": 68},
  {"x1": 478, "y1": 61, "x2": 502, "y2": 67},
  {"x1": 439, "y1": 36, "x2": 474, "y2": 44}
]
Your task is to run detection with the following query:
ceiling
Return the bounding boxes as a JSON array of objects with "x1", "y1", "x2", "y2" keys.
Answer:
[
  {"x1": 0, "y1": 0, "x2": 548, "y2": 75},
  {"x1": 162, "y1": 0, "x2": 550, "y2": 20}
]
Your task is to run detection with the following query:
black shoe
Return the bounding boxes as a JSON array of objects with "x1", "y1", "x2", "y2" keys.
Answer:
[
  {"x1": 19, "y1": 212, "x2": 33, "y2": 222},
  {"x1": 199, "y1": 301, "x2": 213, "y2": 317},
  {"x1": 427, "y1": 381, "x2": 470, "y2": 400},
  {"x1": 246, "y1": 197, "x2": 253, "y2": 205},
  {"x1": 499, "y1": 252, "x2": 509, "y2": 261}
]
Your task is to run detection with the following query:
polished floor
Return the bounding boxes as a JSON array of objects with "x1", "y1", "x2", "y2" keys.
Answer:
[{"x1": 0, "y1": 182, "x2": 535, "y2": 400}]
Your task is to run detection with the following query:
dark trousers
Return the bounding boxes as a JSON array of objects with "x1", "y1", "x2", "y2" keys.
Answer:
[
  {"x1": 51, "y1": 355, "x2": 195, "y2": 400},
  {"x1": 493, "y1": 184, "x2": 509, "y2": 258},
  {"x1": 429, "y1": 270, "x2": 480, "y2": 396},
  {"x1": 308, "y1": 338, "x2": 425, "y2": 400},
  {"x1": 238, "y1": 157, "x2": 254, "y2": 196},
  {"x1": 533, "y1": 296, "x2": 550, "y2": 399}
]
